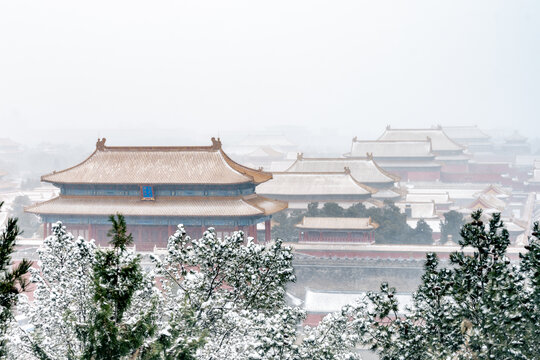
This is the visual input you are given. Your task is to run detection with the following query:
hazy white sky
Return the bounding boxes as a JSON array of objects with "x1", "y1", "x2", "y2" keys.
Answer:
[{"x1": 1, "y1": 0, "x2": 539, "y2": 146}]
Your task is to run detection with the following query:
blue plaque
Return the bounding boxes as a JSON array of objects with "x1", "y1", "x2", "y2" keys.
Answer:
[{"x1": 140, "y1": 185, "x2": 154, "y2": 200}]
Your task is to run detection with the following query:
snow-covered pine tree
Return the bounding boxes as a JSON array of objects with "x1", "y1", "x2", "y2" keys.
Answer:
[
  {"x1": 518, "y1": 221, "x2": 540, "y2": 359},
  {"x1": 143, "y1": 225, "x2": 378, "y2": 360},
  {"x1": 10, "y1": 216, "x2": 159, "y2": 360},
  {"x1": 144, "y1": 226, "x2": 302, "y2": 359},
  {"x1": 354, "y1": 210, "x2": 537, "y2": 360},
  {"x1": 81, "y1": 214, "x2": 159, "y2": 360},
  {"x1": 10, "y1": 222, "x2": 97, "y2": 359},
  {"x1": 0, "y1": 201, "x2": 31, "y2": 358}
]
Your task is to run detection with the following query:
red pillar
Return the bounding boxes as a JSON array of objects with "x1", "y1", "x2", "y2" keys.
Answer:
[
  {"x1": 43, "y1": 222, "x2": 48, "y2": 238},
  {"x1": 264, "y1": 220, "x2": 271, "y2": 242}
]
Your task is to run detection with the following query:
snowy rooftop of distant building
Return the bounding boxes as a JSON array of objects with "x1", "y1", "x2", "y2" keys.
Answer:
[
  {"x1": 285, "y1": 155, "x2": 399, "y2": 184},
  {"x1": 378, "y1": 126, "x2": 464, "y2": 152},
  {"x1": 441, "y1": 126, "x2": 491, "y2": 141},
  {"x1": 256, "y1": 172, "x2": 376, "y2": 196},
  {"x1": 348, "y1": 139, "x2": 435, "y2": 158}
]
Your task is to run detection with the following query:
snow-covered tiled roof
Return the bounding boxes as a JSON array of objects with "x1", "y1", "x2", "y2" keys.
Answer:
[
  {"x1": 348, "y1": 139, "x2": 435, "y2": 158},
  {"x1": 26, "y1": 194, "x2": 287, "y2": 217},
  {"x1": 285, "y1": 156, "x2": 399, "y2": 184},
  {"x1": 378, "y1": 127, "x2": 464, "y2": 152},
  {"x1": 41, "y1": 138, "x2": 273, "y2": 185},
  {"x1": 256, "y1": 172, "x2": 376, "y2": 196},
  {"x1": 442, "y1": 126, "x2": 491, "y2": 141},
  {"x1": 296, "y1": 217, "x2": 378, "y2": 230}
]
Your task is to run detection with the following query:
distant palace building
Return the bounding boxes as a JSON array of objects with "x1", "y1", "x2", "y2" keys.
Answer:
[
  {"x1": 26, "y1": 138, "x2": 287, "y2": 250},
  {"x1": 285, "y1": 154, "x2": 400, "y2": 189},
  {"x1": 256, "y1": 170, "x2": 376, "y2": 210},
  {"x1": 296, "y1": 216, "x2": 378, "y2": 244},
  {"x1": 442, "y1": 125, "x2": 492, "y2": 153},
  {"x1": 345, "y1": 138, "x2": 441, "y2": 181},
  {"x1": 377, "y1": 126, "x2": 469, "y2": 174}
]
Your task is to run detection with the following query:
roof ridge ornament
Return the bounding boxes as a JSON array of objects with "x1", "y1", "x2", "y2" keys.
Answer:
[
  {"x1": 297, "y1": 152, "x2": 304, "y2": 160},
  {"x1": 344, "y1": 166, "x2": 351, "y2": 175},
  {"x1": 386, "y1": 124, "x2": 391, "y2": 130},
  {"x1": 366, "y1": 152, "x2": 373, "y2": 160},
  {"x1": 352, "y1": 136, "x2": 358, "y2": 142},
  {"x1": 211, "y1": 137, "x2": 222, "y2": 150},
  {"x1": 96, "y1": 138, "x2": 107, "y2": 151}
]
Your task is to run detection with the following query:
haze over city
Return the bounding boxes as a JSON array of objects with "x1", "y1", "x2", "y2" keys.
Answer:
[{"x1": 1, "y1": 0, "x2": 539, "y2": 147}]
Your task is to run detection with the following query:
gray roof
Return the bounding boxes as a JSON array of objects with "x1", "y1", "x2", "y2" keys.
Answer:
[
  {"x1": 348, "y1": 140, "x2": 435, "y2": 158},
  {"x1": 442, "y1": 126, "x2": 491, "y2": 141},
  {"x1": 256, "y1": 172, "x2": 376, "y2": 196},
  {"x1": 285, "y1": 157, "x2": 399, "y2": 183},
  {"x1": 378, "y1": 128, "x2": 464, "y2": 152}
]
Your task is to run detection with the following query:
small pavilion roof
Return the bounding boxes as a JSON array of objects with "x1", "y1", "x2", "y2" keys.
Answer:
[
  {"x1": 256, "y1": 172, "x2": 376, "y2": 196},
  {"x1": 348, "y1": 139, "x2": 435, "y2": 158},
  {"x1": 477, "y1": 184, "x2": 511, "y2": 197},
  {"x1": 41, "y1": 138, "x2": 273, "y2": 185},
  {"x1": 468, "y1": 194, "x2": 506, "y2": 212},
  {"x1": 377, "y1": 126, "x2": 464, "y2": 152},
  {"x1": 442, "y1": 126, "x2": 491, "y2": 141},
  {"x1": 296, "y1": 216, "x2": 378, "y2": 231},
  {"x1": 25, "y1": 194, "x2": 287, "y2": 217},
  {"x1": 285, "y1": 155, "x2": 399, "y2": 183}
]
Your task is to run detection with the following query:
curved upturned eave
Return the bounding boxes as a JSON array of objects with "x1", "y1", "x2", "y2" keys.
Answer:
[
  {"x1": 25, "y1": 194, "x2": 287, "y2": 217},
  {"x1": 41, "y1": 142, "x2": 272, "y2": 186}
]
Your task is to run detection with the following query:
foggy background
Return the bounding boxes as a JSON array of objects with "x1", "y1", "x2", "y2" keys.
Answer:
[{"x1": 1, "y1": 0, "x2": 539, "y2": 150}]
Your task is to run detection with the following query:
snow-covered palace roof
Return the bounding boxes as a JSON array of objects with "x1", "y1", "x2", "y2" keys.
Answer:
[
  {"x1": 378, "y1": 126, "x2": 464, "y2": 152},
  {"x1": 285, "y1": 154, "x2": 399, "y2": 184},
  {"x1": 296, "y1": 216, "x2": 378, "y2": 231},
  {"x1": 41, "y1": 138, "x2": 273, "y2": 185},
  {"x1": 256, "y1": 171, "x2": 377, "y2": 197},
  {"x1": 347, "y1": 139, "x2": 436, "y2": 159}
]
